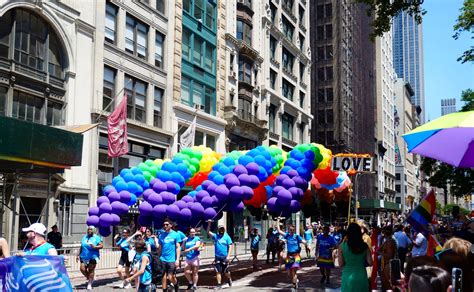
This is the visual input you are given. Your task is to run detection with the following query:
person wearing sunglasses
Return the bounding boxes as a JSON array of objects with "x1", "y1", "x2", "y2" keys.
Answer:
[
  {"x1": 125, "y1": 240, "x2": 153, "y2": 292},
  {"x1": 207, "y1": 220, "x2": 233, "y2": 290},
  {"x1": 183, "y1": 228, "x2": 201, "y2": 290},
  {"x1": 77, "y1": 226, "x2": 103, "y2": 291},
  {"x1": 157, "y1": 219, "x2": 180, "y2": 292}
]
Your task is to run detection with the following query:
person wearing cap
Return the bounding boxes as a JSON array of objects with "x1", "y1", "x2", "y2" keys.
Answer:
[
  {"x1": 115, "y1": 228, "x2": 132, "y2": 289},
  {"x1": 157, "y1": 218, "x2": 181, "y2": 292},
  {"x1": 47, "y1": 224, "x2": 62, "y2": 251},
  {"x1": 249, "y1": 227, "x2": 261, "y2": 270},
  {"x1": 207, "y1": 221, "x2": 233, "y2": 289},
  {"x1": 77, "y1": 226, "x2": 103, "y2": 290},
  {"x1": 20, "y1": 223, "x2": 57, "y2": 256}
]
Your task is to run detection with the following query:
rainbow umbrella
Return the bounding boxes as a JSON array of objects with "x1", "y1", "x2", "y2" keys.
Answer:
[{"x1": 402, "y1": 111, "x2": 474, "y2": 168}]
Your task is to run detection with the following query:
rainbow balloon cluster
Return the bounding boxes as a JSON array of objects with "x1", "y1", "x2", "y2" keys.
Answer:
[
  {"x1": 310, "y1": 167, "x2": 352, "y2": 203},
  {"x1": 87, "y1": 143, "x2": 331, "y2": 236}
]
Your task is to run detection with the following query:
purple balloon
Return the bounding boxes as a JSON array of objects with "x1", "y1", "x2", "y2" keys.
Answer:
[
  {"x1": 99, "y1": 203, "x2": 112, "y2": 214},
  {"x1": 119, "y1": 191, "x2": 132, "y2": 204},
  {"x1": 138, "y1": 215, "x2": 152, "y2": 227},
  {"x1": 104, "y1": 185, "x2": 116, "y2": 195},
  {"x1": 142, "y1": 189, "x2": 155, "y2": 201},
  {"x1": 180, "y1": 208, "x2": 192, "y2": 222},
  {"x1": 175, "y1": 200, "x2": 187, "y2": 210},
  {"x1": 233, "y1": 164, "x2": 248, "y2": 176},
  {"x1": 161, "y1": 191, "x2": 176, "y2": 205},
  {"x1": 241, "y1": 186, "x2": 254, "y2": 200},
  {"x1": 267, "y1": 197, "x2": 279, "y2": 212},
  {"x1": 148, "y1": 193, "x2": 163, "y2": 206},
  {"x1": 111, "y1": 201, "x2": 124, "y2": 214},
  {"x1": 152, "y1": 204, "x2": 167, "y2": 219},
  {"x1": 282, "y1": 178, "x2": 296, "y2": 189},
  {"x1": 293, "y1": 176, "x2": 308, "y2": 190},
  {"x1": 88, "y1": 206, "x2": 100, "y2": 216},
  {"x1": 201, "y1": 196, "x2": 215, "y2": 209},
  {"x1": 249, "y1": 175, "x2": 260, "y2": 189},
  {"x1": 289, "y1": 187, "x2": 304, "y2": 200},
  {"x1": 152, "y1": 179, "x2": 167, "y2": 193},
  {"x1": 166, "y1": 181, "x2": 179, "y2": 194},
  {"x1": 150, "y1": 178, "x2": 160, "y2": 186},
  {"x1": 166, "y1": 204, "x2": 181, "y2": 220},
  {"x1": 139, "y1": 201, "x2": 153, "y2": 216},
  {"x1": 186, "y1": 201, "x2": 195, "y2": 209},
  {"x1": 207, "y1": 183, "x2": 218, "y2": 196},
  {"x1": 202, "y1": 180, "x2": 213, "y2": 190},
  {"x1": 196, "y1": 190, "x2": 210, "y2": 202},
  {"x1": 111, "y1": 213, "x2": 121, "y2": 226},
  {"x1": 97, "y1": 196, "x2": 110, "y2": 206},
  {"x1": 107, "y1": 191, "x2": 120, "y2": 203},
  {"x1": 214, "y1": 185, "x2": 230, "y2": 201},
  {"x1": 246, "y1": 162, "x2": 260, "y2": 176},
  {"x1": 286, "y1": 169, "x2": 299, "y2": 178},
  {"x1": 99, "y1": 213, "x2": 113, "y2": 227},
  {"x1": 224, "y1": 173, "x2": 240, "y2": 188},
  {"x1": 273, "y1": 186, "x2": 284, "y2": 194},
  {"x1": 86, "y1": 215, "x2": 100, "y2": 227},
  {"x1": 182, "y1": 195, "x2": 195, "y2": 203},
  {"x1": 229, "y1": 186, "x2": 244, "y2": 201},
  {"x1": 99, "y1": 226, "x2": 112, "y2": 237},
  {"x1": 230, "y1": 201, "x2": 244, "y2": 212},
  {"x1": 276, "y1": 189, "x2": 292, "y2": 206},
  {"x1": 203, "y1": 207, "x2": 217, "y2": 220},
  {"x1": 190, "y1": 203, "x2": 204, "y2": 218},
  {"x1": 289, "y1": 200, "x2": 301, "y2": 213},
  {"x1": 276, "y1": 174, "x2": 290, "y2": 186}
]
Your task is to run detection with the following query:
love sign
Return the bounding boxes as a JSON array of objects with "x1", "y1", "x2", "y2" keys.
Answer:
[{"x1": 331, "y1": 154, "x2": 374, "y2": 173}]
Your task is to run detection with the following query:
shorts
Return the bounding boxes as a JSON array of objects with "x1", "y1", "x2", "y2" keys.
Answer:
[
  {"x1": 185, "y1": 257, "x2": 200, "y2": 267},
  {"x1": 214, "y1": 256, "x2": 230, "y2": 274},
  {"x1": 80, "y1": 258, "x2": 97, "y2": 266},
  {"x1": 317, "y1": 256, "x2": 334, "y2": 269},
  {"x1": 285, "y1": 253, "x2": 301, "y2": 270},
  {"x1": 161, "y1": 261, "x2": 176, "y2": 274},
  {"x1": 277, "y1": 241, "x2": 285, "y2": 252},
  {"x1": 118, "y1": 250, "x2": 131, "y2": 267},
  {"x1": 306, "y1": 240, "x2": 312, "y2": 246}
]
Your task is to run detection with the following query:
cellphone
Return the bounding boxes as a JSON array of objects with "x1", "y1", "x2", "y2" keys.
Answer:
[
  {"x1": 140, "y1": 227, "x2": 146, "y2": 233},
  {"x1": 389, "y1": 259, "x2": 401, "y2": 286},
  {"x1": 451, "y1": 267, "x2": 462, "y2": 292}
]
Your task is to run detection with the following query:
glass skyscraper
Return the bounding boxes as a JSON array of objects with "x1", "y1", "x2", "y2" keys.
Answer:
[{"x1": 393, "y1": 11, "x2": 425, "y2": 122}]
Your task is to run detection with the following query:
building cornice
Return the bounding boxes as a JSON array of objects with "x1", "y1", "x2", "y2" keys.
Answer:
[{"x1": 225, "y1": 33, "x2": 263, "y2": 64}]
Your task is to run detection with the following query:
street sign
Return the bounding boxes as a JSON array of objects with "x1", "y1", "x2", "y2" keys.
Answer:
[{"x1": 331, "y1": 154, "x2": 374, "y2": 173}]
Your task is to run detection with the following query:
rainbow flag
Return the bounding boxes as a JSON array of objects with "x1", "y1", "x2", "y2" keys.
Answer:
[
  {"x1": 427, "y1": 234, "x2": 443, "y2": 256},
  {"x1": 407, "y1": 189, "x2": 436, "y2": 233}
]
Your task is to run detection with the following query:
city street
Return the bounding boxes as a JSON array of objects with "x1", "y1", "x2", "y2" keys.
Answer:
[{"x1": 72, "y1": 259, "x2": 342, "y2": 291}]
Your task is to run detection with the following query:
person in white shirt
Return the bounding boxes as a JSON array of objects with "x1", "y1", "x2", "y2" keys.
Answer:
[{"x1": 411, "y1": 231, "x2": 427, "y2": 257}]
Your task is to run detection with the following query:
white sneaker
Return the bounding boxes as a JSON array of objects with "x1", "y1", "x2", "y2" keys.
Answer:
[
  {"x1": 87, "y1": 283, "x2": 92, "y2": 290},
  {"x1": 118, "y1": 281, "x2": 125, "y2": 289},
  {"x1": 124, "y1": 281, "x2": 132, "y2": 289}
]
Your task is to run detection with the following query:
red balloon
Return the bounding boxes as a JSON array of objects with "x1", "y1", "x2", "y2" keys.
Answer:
[
  {"x1": 262, "y1": 174, "x2": 276, "y2": 186},
  {"x1": 300, "y1": 189, "x2": 313, "y2": 206},
  {"x1": 313, "y1": 167, "x2": 338, "y2": 185},
  {"x1": 244, "y1": 184, "x2": 266, "y2": 208},
  {"x1": 186, "y1": 171, "x2": 210, "y2": 190}
]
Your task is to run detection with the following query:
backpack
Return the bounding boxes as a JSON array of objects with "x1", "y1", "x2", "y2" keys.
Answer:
[{"x1": 150, "y1": 251, "x2": 162, "y2": 284}]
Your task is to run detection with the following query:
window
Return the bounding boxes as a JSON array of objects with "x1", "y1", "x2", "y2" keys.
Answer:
[
  {"x1": 395, "y1": 185, "x2": 401, "y2": 192},
  {"x1": 270, "y1": 36, "x2": 277, "y2": 59},
  {"x1": 326, "y1": 45, "x2": 333, "y2": 59},
  {"x1": 14, "y1": 10, "x2": 46, "y2": 72},
  {"x1": 317, "y1": 110, "x2": 325, "y2": 123},
  {"x1": 396, "y1": 197, "x2": 401, "y2": 204},
  {"x1": 180, "y1": 75, "x2": 214, "y2": 115},
  {"x1": 155, "y1": 0, "x2": 165, "y2": 13},
  {"x1": 269, "y1": 104, "x2": 276, "y2": 133},
  {"x1": 326, "y1": 131, "x2": 333, "y2": 144},
  {"x1": 282, "y1": 17, "x2": 294, "y2": 40},
  {"x1": 299, "y1": 34, "x2": 304, "y2": 51},
  {"x1": 0, "y1": 11, "x2": 12, "y2": 57},
  {"x1": 396, "y1": 173, "x2": 401, "y2": 180},
  {"x1": 205, "y1": 1, "x2": 216, "y2": 29},
  {"x1": 238, "y1": 58, "x2": 252, "y2": 84},
  {"x1": 46, "y1": 100, "x2": 63, "y2": 126},
  {"x1": 204, "y1": 42, "x2": 214, "y2": 72},
  {"x1": 316, "y1": 5, "x2": 324, "y2": 19},
  {"x1": 300, "y1": 62, "x2": 305, "y2": 80},
  {"x1": 317, "y1": 88, "x2": 325, "y2": 102},
  {"x1": 125, "y1": 75, "x2": 147, "y2": 123},
  {"x1": 282, "y1": 0, "x2": 293, "y2": 12},
  {"x1": 154, "y1": 87, "x2": 163, "y2": 128},
  {"x1": 58, "y1": 194, "x2": 74, "y2": 236},
  {"x1": 326, "y1": 66, "x2": 333, "y2": 81},
  {"x1": 270, "y1": 69, "x2": 277, "y2": 89},
  {"x1": 194, "y1": 0, "x2": 203, "y2": 20},
  {"x1": 238, "y1": 97, "x2": 252, "y2": 121},
  {"x1": 325, "y1": 3, "x2": 332, "y2": 18},
  {"x1": 317, "y1": 47, "x2": 325, "y2": 60},
  {"x1": 12, "y1": 91, "x2": 45, "y2": 124},
  {"x1": 282, "y1": 79, "x2": 294, "y2": 101},
  {"x1": 282, "y1": 113, "x2": 294, "y2": 140},
  {"x1": 299, "y1": 91, "x2": 305, "y2": 108},
  {"x1": 270, "y1": 3, "x2": 277, "y2": 23},
  {"x1": 237, "y1": 20, "x2": 252, "y2": 45},
  {"x1": 0, "y1": 87, "x2": 7, "y2": 116},
  {"x1": 206, "y1": 134, "x2": 216, "y2": 149},
  {"x1": 326, "y1": 87, "x2": 333, "y2": 101},
  {"x1": 326, "y1": 109, "x2": 333, "y2": 124},
  {"x1": 155, "y1": 32, "x2": 165, "y2": 68},
  {"x1": 181, "y1": 76, "x2": 192, "y2": 106},
  {"x1": 183, "y1": 0, "x2": 191, "y2": 13},
  {"x1": 125, "y1": 15, "x2": 148, "y2": 59},
  {"x1": 103, "y1": 66, "x2": 116, "y2": 111},
  {"x1": 325, "y1": 24, "x2": 332, "y2": 39},
  {"x1": 105, "y1": 2, "x2": 118, "y2": 43},
  {"x1": 182, "y1": 28, "x2": 191, "y2": 60},
  {"x1": 299, "y1": 122, "x2": 305, "y2": 144},
  {"x1": 193, "y1": 36, "x2": 203, "y2": 65},
  {"x1": 317, "y1": 67, "x2": 324, "y2": 81},
  {"x1": 317, "y1": 25, "x2": 324, "y2": 40},
  {"x1": 282, "y1": 48, "x2": 294, "y2": 72},
  {"x1": 299, "y1": 5, "x2": 305, "y2": 24}
]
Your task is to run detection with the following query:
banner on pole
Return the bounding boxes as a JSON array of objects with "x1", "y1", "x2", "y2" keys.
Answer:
[
  {"x1": 331, "y1": 154, "x2": 374, "y2": 173},
  {"x1": 107, "y1": 94, "x2": 128, "y2": 158}
]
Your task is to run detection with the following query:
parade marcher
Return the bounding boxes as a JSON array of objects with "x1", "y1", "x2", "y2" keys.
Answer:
[
  {"x1": 316, "y1": 225, "x2": 337, "y2": 285},
  {"x1": 394, "y1": 225, "x2": 411, "y2": 272},
  {"x1": 379, "y1": 225, "x2": 397, "y2": 291},
  {"x1": 144, "y1": 228, "x2": 158, "y2": 253},
  {"x1": 412, "y1": 230, "x2": 428, "y2": 257},
  {"x1": 276, "y1": 219, "x2": 306, "y2": 291},
  {"x1": 20, "y1": 223, "x2": 57, "y2": 256},
  {"x1": 0, "y1": 237, "x2": 10, "y2": 258},
  {"x1": 47, "y1": 224, "x2": 62, "y2": 251},
  {"x1": 115, "y1": 228, "x2": 132, "y2": 289},
  {"x1": 183, "y1": 228, "x2": 201, "y2": 290},
  {"x1": 207, "y1": 221, "x2": 233, "y2": 289},
  {"x1": 158, "y1": 219, "x2": 181, "y2": 292},
  {"x1": 408, "y1": 265, "x2": 451, "y2": 292},
  {"x1": 249, "y1": 227, "x2": 261, "y2": 269},
  {"x1": 303, "y1": 224, "x2": 314, "y2": 259},
  {"x1": 276, "y1": 225, "x2": 286, "y2": 269},
  {"x1": 265, "y1": 227, "x2": 278, "y2": 264},
  {"x1": 125, "y1": 240, "x2": 154, "y2": 292},
  {"x1": 338, "y1": 223, "x2": 373, "y2": 292},
  {"x1": 77, "y1": 226, "x2": 103, "y2": 290}
]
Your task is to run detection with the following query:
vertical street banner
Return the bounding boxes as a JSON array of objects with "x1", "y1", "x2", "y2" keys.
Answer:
[
  {"x1": 0, "y1": 255, "x2": 73, "y2": 291},
  {"x1": 180, "y1": 116, "x2": 196, "y2": 150},
  {"x1": 107, "y1": 94, "x2": 128, "y2": 158}
]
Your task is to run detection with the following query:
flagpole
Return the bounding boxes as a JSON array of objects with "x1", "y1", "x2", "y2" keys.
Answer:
[
  {"x1": 175, "y1": 108, "x2": 199, "y2": 152},
  {"x1": 96, "y1": 78, "x2": 134, "y2": 123}
]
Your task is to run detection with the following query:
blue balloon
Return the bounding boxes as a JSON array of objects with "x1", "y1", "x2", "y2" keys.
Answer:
[
  {"x1": 115, "y1": 181, "x2": 128, "y2": 192},
  {"x1": 127, "y1": 181, "x2": 139, "y2": 194},
  {"x1": 129, "y1": 194, "x2": 137, "y2": 206},
  {"x1": 172, "y1": 157, "x2": 184, "y2": 164},
  {"x1": 212, "y1": 174, "x2": 224, "y2": 185},
  {"x1": 286, "y1": 158, "x2": 301, "y2": 169},
  {"x1": 112, "y1": 176, "x2": 125, "y2": 186},
  {"x1": 254, "y1": 155, "x2": 266, "y2": 166},
  {"x1": 218, "y1": 166, "x2": 231, "y2": 175},
  {"x1": 103, "y1": 185, "x2": 116, "y2": 195},
  {"x1": 290, "y1": 150, "x2": 305, "y2": 161},
  {"x1": 188, "y1": 190, "x2": 197, "y2": 197},
  {"x1": 262, "y1": 151, "x2": 272, "y2": 160},
  {"x1": 171, "y1": 172, "x2": 185, "y2": 188},
  {"x1": 135, "y1": 185, "x2": 143, "y2": 196},
  {"x1": 212, "y1": 162, "x2": 225, "y2": 171},
  {"x1": 143, "y1": 181, "x2": 150, "y2": 190},
  {"x1": 265, "y1": 186, "x2": 273, "y2": 200},
  {"x1": 257, "y1": 166, "x2": 267, "y2": 181},
  {"x1": 134, "y1": 174, "x2": 146, "y2": 186},
  {"x1": 301, "y1": 159, "x2": 315, "y2": 170},
  {"x1": 248, "y1": 149, "x2": 260, "y2": 157},
  {"x1": 304, "y1": 150, "x2": 315, "y2": 161},
  {"x1": 131, "y1": 167, "x2": 143, "y2": 175},
  {"x1": 280, "y1": 166, "x2": 292, "y2": 175},
  {"x1": 222, "y1": 157, "x2": 235, "y2": 167},
  {"x1": 195, "y1": 185, "x2": 203, "y2": 191},
  {"x1": 176, "y1": 163, "x2": 188, "y2": 176},
  {"x1": 208, "y1": 171, "x2": 219, "y2": 180},
  {"x1": 120, "y1": 169, "x2": 132, "y2": 178},
  {"x1": 161, "y1": 162, "x2": 176, "y2": 173},
  {"x1": 157, "y1": 170, "x2": 172, "y2": 182},
  {"x1": 122, "y1": 172, "x2": 135, "y2": 182},
  {"x1": 238, "y1": 155, "x2": 254, "y2": 166}
]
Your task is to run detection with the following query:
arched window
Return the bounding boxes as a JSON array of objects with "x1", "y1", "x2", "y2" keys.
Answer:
[{"x1": 0, "y1": 8, "x2": 68, "y2": 126}]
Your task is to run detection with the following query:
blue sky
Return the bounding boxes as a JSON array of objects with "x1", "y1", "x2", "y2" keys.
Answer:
[{"x1": 422, "y1": 0, "x2": 474, "y2": 120}]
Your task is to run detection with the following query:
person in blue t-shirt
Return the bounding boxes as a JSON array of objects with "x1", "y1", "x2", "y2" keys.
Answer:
[
  {"x1": 19, "y1": 223, "x2": 57, "y2": 256},
  {"x1": 249, "y1": 228, "x2": 261, "y2": 270},
  {"x1": 207, "y1": 220, "x2": 233, "y2": 289},
  {"x1": 173, "y1": 224, "x2": 186, "y2": 269},
  {"x1": 157, "y1": 219, "x2": 180, "y2": 292},
  {"x1": 77, "y1": 226, "x2": 103, "y2": 290},
  {"x1": 125, "y1": 240, "x2": 153, "y2": 292},
  {"x1": 144, "y1": 228, "x2": 158, "y2": 253},
  {"x1": 266, "y1": 227, "x2": 278, "y2": 264},
  {"x1": 316, "y1": 225, "x2": 337, "y2": 285},
  {"x1": 276, "y1": 218, "x2": 307, "y2": 291},
  {"x1": 183, "y1": 228, "x2": 201, "y2": 290},
  {"x1": 304, "y1": 224, "x2": 314, "y2": 259},
  {"x1": 115, "y1": 228, "x2": 133, "y2": 289}
]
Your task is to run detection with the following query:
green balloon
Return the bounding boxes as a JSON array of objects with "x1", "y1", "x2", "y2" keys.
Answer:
[
  {"x1": 145, "y1": 159, "x2": 155, "y2": 166},
  {"x1": 182, "y1": 148, "x2": 193, "y2": 157},
  {"x1": 149, "y1": 166, "x2": 158, "y2": 176},
  {"x1": 193, "y1": 151, "x2": 203, "y2": 161},
  {"x1": 182, "y1": 160, "x2": 190, "y2": 167},
  {"x1": 189, "y1": 165, "x2": 197, "y2": 175},
  {"x1": 315, "y1": 153, "x2": 323, "y2": 164},
  {"x1": 143, "y1": 171, "x2": 152, "y2": 182},
  {"x1": 138, "y1": 162, "x2": 148, "y2": 171}
]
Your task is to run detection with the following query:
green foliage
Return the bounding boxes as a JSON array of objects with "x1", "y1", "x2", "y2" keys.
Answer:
[
  {"x1": 460, "y1": 89, "x2": 474, "y2": 111},
  {"x1": 442, "y1": 203, "x2": 470, "y2": 216},
  {"x1": 453, "y1": 0, "x2": 474, "y2": 63}
]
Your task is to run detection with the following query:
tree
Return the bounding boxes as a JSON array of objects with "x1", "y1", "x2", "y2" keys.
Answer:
[
  {"x1": 460, "y1": 88, "x2": 474, "y2": 111},
  {"x1": 356, "y1": 0, "x2": 473, "y2": 63}
]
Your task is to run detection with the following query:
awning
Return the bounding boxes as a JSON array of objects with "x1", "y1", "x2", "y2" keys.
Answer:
[
  {"x1": 359, "y1": 199, "x2": 401, "y2": 211},
  {"x1": 0, "y1": 116, "x2": 83, "y2": 172}
]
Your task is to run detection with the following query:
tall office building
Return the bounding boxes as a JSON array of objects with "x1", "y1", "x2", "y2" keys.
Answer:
[
  {"x1": 441, "y1": 98, "x2": 456, "y2": 116},
  {"x1": 392, "y1": 11, "x2": 425, "y2": 122}
]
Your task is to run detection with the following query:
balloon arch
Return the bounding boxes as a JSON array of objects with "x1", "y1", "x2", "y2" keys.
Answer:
[{"x1": 87, "y1": 144, "x2": 352, "y2": 236}]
